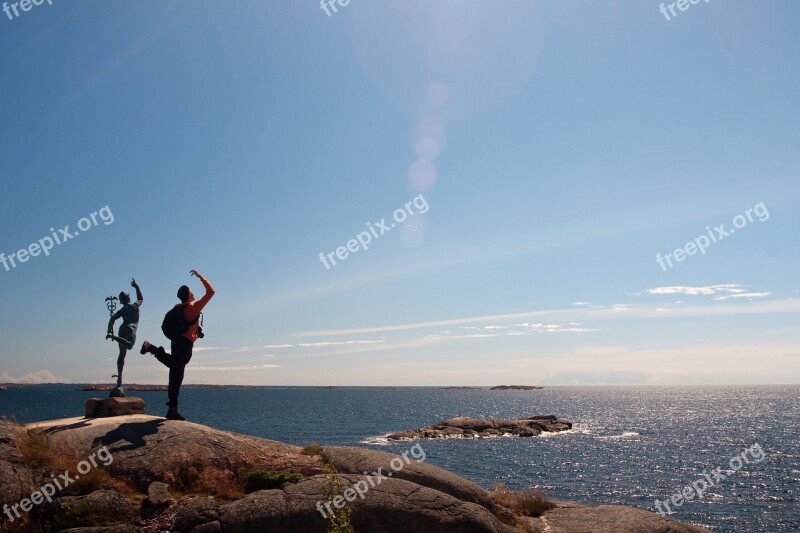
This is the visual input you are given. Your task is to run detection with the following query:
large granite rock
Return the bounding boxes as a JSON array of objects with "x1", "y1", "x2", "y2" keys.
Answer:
[
  {"x1": 0, "y1": 419, "x2": 35, "y2": 509},
  {"x1": 55, "y1": 489, "x2": 140, "y2": 529},
  {"x1": 84, "y1": 397, "x2": 146, "y2": 418},
  {"x1": 322, "y1": 446, "x2": 498, "y2": 511},
  {"x1": 173, "y1": 476, "x2": 513, "y2": 533},
  {"x1": 386, "y1": 415, "x2": 572, "y2": 440},
  {"x1": 10, "y1": 415, "x2": 710, "y2": 533},
  {"x1": 29, "y1": 415, "x2": 325, "y2": 491}
]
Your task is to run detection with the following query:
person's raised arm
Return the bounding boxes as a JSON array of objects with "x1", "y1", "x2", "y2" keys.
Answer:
[
  {"x1": 131, "y1": 278, "x2": 143, "y2": 307},
  {"x1": 188, "y1": 269, "x2": 215, "y2": 317}
]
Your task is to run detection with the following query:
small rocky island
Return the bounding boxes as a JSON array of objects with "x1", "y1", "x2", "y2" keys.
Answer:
[
  {"x1": 386, "y1": 415, "x2": 572, "y2": 440},
  {"x1": 490, "y1": 385, "x2": 543, "y2": 390}
]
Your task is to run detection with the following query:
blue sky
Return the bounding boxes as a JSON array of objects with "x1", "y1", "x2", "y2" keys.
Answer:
[{"x1": 1, "y1": 0, "x2": 798, "y2": 385}]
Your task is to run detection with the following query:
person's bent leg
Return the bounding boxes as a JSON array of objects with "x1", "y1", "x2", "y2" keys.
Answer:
[
  {"x1": 116, "y1": 347, "x2": 127, "y2": 384},
  {"x1": 146, "y1": 344, "x2": 173, "y2": 368}
]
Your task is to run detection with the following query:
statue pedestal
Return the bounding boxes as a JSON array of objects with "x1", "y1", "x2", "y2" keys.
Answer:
[{"x1": 85, "y1": 397, "x2": 146, "y2": 418}]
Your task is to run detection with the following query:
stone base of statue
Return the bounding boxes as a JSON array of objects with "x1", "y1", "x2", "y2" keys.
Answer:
[{"x1": 85, "y1": 397, "x2": 146, "y2": 418}]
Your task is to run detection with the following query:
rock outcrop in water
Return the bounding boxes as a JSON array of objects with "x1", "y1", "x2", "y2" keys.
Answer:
[
  {"x1": 0, "y1": 416, "x2": 710, "y2": 532},
  {"x1": 386, "y1": 415, "x2": 573, "y2": 440},
  {"x1": 490, "y1": 385, "x2": 543, "y2": 390}
]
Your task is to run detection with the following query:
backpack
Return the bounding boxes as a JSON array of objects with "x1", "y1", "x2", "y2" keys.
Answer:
[{"x1": 161, "y1": 304, "x2": 202, "y2": 341}]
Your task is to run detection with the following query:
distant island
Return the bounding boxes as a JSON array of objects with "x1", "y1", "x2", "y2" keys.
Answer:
[
  {"x1": 76, "y1": 384, "x2": 278, "y2": 392},
  {"x1": 78, "y1": 384, "x2": 167, "y2": 392},
  {"x1": 490, "y1": 385, "x2": 543, "y2": 390},
  {"x1": 443, "y1": 386, "x2": 482, "y2": 390},
  {"x1": 387, "y1": 415, "x2": 572, "y2": 440}
]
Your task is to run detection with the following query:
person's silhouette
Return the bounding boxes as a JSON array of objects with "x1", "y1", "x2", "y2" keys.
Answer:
[{"x1": 140, "y1": 270, "x2": 215, "y2": 421}]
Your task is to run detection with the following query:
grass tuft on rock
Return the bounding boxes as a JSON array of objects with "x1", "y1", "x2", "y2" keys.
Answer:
[
  {"x1": 302, "y1": 442, "x2": 323, "y2": 456},
  {"x1": 493, "y1": 483, "x2": 556, "y2": 518},
  {"x1": 244, "y1": 468, "x2": 304, "y2": 493}
]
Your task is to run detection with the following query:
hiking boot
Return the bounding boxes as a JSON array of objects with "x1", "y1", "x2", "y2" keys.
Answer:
[
  {"x1": 165, "y1": 408, "x2": 186, "y2": 421},
  {"x1": 140, "y1": 341, "x2": 154, "y2": 355}
]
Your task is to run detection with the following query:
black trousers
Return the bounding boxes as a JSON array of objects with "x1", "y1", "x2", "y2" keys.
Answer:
[{"x1": 153, "y1": 336, "x2": 194, "y2": 408}]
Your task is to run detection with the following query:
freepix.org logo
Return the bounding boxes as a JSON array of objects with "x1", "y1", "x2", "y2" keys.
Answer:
[
  {"x1": 2, "y1": 0, "x2": 55, "y2": 22},
  {"x1": 320, "y1": 0, "x2": 351, "y2": 17},
  {"x1": 659, "y1": 0, "x2": 710, "y2": 22},
  {"x1": 318, "y1": 194, "x2": 429, "y2": 271},
  {"x1": 3, "y1": 446, "x2": 114, "y2": 523},
  {"x1": 1, "y1": 206, "x2": 115, "y2": 273},
  {"x1": 655, "y1": 202, "x2": 769, "y2": 272}
]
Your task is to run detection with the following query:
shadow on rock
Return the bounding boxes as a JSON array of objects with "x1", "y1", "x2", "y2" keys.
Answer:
[{"x1": 90, "y1": 419, "x2": 166, "y2": 452}]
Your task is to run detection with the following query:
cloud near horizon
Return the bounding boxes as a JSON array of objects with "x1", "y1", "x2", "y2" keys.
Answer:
[
  {"x1": 644, "y1": 284, "x2": 771, "y2": 300},
  {"x1": 1, "y1": 370, "x2": 70, "y2": 384}
]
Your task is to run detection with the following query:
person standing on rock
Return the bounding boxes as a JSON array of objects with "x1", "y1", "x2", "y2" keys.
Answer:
[
  {"x1": 140, "y1": 270, "x2": 215, "y2": 421},
  {"x1": 106, "y1": 278, "x2": 143, "y2": 388}
]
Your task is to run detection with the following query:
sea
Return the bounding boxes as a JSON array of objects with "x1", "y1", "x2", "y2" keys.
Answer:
[{"x1": 1, "y1": 384, "x2": 797, "y2": 532}]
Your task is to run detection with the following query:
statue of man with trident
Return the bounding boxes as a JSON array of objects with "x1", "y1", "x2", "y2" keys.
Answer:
[{"x1": 106, "y1": 278, "x2": 143, "y2": 395}]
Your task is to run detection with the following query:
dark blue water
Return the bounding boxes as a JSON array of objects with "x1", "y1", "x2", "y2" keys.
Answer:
[{"x1": 2, "y1": 385, "x2": 797, "y2": 532}]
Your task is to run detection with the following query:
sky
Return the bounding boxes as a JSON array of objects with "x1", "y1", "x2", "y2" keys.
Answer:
[{"x1": 0, "y1": 0, "x2": 798, "y2": 386}]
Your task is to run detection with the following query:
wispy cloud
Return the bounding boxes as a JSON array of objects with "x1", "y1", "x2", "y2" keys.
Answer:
[
  {"x1": 298, "y1": 340, "x2": 385, "y2": 347},
  {"x1": 455, "y1": 322, "x2": 597, "y2": 336},
  {"x1": 645, "y1": 284, "x2": 772, "y2": 301},
  {"x1": 714, "y1": 292, "x2": 772, "y2": 301},
  {"x1": 189, "y1": 346, "x2": 280, "y2": 357},
  {"x1": 296, "y1": 294, "x2": 795, "y2": 338},
  {"x1": 646, "y1": 284, "x2": 741, "y2": 296},
  {"x1": 191, "y1": 364, "x2": 281, "y2": 372}
]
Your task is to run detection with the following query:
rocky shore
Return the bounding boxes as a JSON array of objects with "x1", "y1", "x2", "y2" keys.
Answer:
[
  {"x1": 0, "y1": 412, "x2": 710, "y2": 532},
  {"x1": 386, "y1": 415, "x2": 573, "y2": 440}
]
